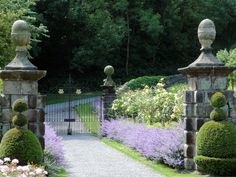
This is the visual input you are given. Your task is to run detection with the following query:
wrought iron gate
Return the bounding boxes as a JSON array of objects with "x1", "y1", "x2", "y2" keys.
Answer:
[{"x1": 45, "y1": 93, "x2": 103, "y2": 135}]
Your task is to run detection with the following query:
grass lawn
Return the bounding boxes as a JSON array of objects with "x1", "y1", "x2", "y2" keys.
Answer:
[
  {"x1": 46, "y1": 91, "x2": 101, "y2": 105},
  {"x1": 76, "y1": 102, "x2": 100, "y2": 134},
  {"x1": 102, "y1": 139, "x2": 205, "y2": 177}
]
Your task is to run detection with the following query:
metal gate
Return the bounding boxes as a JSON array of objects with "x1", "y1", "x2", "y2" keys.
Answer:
[{"x1": 45, "y1": 93, "x2": 103, "y2": 135}]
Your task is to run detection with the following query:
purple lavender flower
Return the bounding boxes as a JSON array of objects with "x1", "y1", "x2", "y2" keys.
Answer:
[
  {"x1": 44, "y1": 123, "x2": 66, "y2": 165},
  {"x1": 102, "y1": 119, "x2": 184, "y2": 168}
]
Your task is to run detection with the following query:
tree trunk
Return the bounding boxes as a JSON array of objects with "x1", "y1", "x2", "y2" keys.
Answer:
[{"x1": 126, "y1": 12, "x2": 130, "y2": 76}]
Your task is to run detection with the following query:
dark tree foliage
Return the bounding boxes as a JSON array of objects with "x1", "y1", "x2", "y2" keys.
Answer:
[{"x1": 33, "y1": 0, "x2": 236, "y2": 91}]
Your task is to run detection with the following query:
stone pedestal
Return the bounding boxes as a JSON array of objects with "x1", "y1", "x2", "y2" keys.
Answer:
[
  {"x1": 178, "y1": 19, "x2": 236, "y2": 170},
  {"x1": 101, "y1": 85, "x2": 116, "y2": 120},
  {"x1": 0, "y1": 70, "x2": 46, "y2": 148}
]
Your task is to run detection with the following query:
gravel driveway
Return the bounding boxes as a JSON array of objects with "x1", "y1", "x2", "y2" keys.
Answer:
[{"x1": 62, "y1": 134, "x2": 164, "y2": 177}]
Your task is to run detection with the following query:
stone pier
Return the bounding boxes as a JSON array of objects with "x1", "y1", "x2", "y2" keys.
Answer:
[
  {"x1": 0, "y1": 20, "x2": 46, "y2": 148},
  {"x1": 178, "y1": 19, "x2": 236, "y2": 170}
]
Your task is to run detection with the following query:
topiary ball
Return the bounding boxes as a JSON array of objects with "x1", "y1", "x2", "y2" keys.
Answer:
[
  {"x1": 195, "y1": 120, "x2": 236, "y2": 176},
  {"x1": 12, "y1": 113, "x2": 28, "y2": 127},
  {"x1": 0, "y1": 128, "x2": 43, "y2": 165},
  {"x1": 210, "y1": 108, "x2": 227, "y2": 121},
  {"x1": 210, "y1": 92, "x2": 227, "y2": 108},
  {"x1": 196, "y1": 121, "x2": 236, "y2": 158},
  {"x1": 12, "y1": 99, "x2": 28, "y2": 113}
]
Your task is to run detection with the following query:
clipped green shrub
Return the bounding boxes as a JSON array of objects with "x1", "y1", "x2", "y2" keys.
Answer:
[
  {"x1": 0, "y1": 128, "x2": 43, "y2": 165},
  {"x1": 195, "y1": 156, "x2": 236, "y2": 176},
  {"x1": 195, "y1": 92, "x2": 236, "y2": 176},
  {"x1": 210, "y1": 108, "x2": 227, "y2": 121},
  {"x1": 12, "y1": 113, "x2": 28, "y2": 127},
  {"x1": 12, "y1": 99, "x2": 28, "y2": 113},
  {"x1": 127, "y1": 75, "x2": 164, "y2": 90},
  {"x1": 196, "y1": 121, "x2": 236, "y2": 158},
  {"x1": 0, "y1": 98, "x2": 43, "y2": 165},
  {"x1": 210, "y1": 91, "x2": 227, "y2": 108}
]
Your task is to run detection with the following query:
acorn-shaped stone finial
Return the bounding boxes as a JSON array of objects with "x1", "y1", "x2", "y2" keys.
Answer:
[
  {"x1": 5, "y1": 20, "x2": 37, "y2": 70},
  {"x1": 103, "y1": 65, "x2": 115, "y2": 86},
  {"x1": 198, "y1": 19, "x2": 216, "y2": 50}
]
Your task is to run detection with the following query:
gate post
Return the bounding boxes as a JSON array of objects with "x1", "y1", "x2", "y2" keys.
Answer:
[
  {"x1": 178, "y1": 19, "x2": 236, "y2": 170},
  {"x1": 101, "y1": 65, "x2": 116, "y2": 121},
  {"x1": 0, "y1": 20, "x2": 46, "y2": 148}
]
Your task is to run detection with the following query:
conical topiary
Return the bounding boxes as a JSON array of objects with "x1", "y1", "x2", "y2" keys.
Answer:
[
  {"x1": 0, "y1": 99, "x2": 43, "y2": 165},
  {"x1": 194, "y1": 92, "x2": 236, "y2": 176}
]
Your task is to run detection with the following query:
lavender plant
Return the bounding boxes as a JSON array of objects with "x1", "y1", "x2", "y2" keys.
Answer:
[
  {"x1": 102, "y1": 119, "x2": 184, "y2": 168},
  {"x1": 44, "y1": 123, "x2": 66, "y2": 175}
]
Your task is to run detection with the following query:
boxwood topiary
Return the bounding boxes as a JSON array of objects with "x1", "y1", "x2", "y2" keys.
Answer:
[
  {"x1": 195, "y1": 156, "x2": 236, "y2": 176},
  {"x1": 210, "y1": 91, "x2": 227, "y2": 108},
  {"x1": 196, "y1": 121, "x2": 236, "y2": 158},
  {"x1": 195, "y1": 92, "x2": 236, "y2": 176},
  {"x1": 0, "y1": 128, "x2": 43, "y2": 165},
  {"x1": 12, "y1": 99, "x2": 28, "y2": 113},
  {"x1": 0, "y1": 99, "x2": 43, "y2": 165},
  {"x1": 210, "y1": 108, "x2": 227, "y2": 121}
]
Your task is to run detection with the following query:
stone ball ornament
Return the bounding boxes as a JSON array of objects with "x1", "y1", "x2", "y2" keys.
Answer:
[
  {"x1": 104, "y1": 65, "x2": 114, "y2": 76},
  {"x1": 198, "y1": 19, "x2": 216, "y2": 50},
  {"x1": 11, "y1": 20, "x2": 30, "y2": 47}
]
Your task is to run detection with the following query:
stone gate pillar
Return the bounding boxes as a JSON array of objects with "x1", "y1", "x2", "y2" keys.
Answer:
[
  {"x1": 101, "y1": 65, "x2": 116, "y2": 120},
  {"x1": 178, "y1": 19, "x2": 236, "y2": 170},
  {"x1": 0, "y1": 20, "x2": 46, "y2": 148}
]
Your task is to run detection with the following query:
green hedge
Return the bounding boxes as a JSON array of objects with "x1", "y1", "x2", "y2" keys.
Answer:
[
  {"x1": 194, "y1": 156, "x2": 236, "y2": 176},
  {"x1": 127, "y1": 75, "x2": 164, "y2": 90}
]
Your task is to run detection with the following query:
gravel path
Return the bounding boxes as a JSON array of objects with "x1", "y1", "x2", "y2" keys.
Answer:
[{"x1": 62, "y1": 134, "x2": 164, "y2": 177}]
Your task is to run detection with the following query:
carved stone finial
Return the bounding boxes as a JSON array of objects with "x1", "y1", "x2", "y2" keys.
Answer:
[
  {"x1": 198, "y1": 19, "x2": 216, "y2": 50},
  {"x1": 5, "y1": 20, "x2": 37, "y2": 70},
  {"x1": 103, "y1": 65, "x2": 115, "y2": 86}
]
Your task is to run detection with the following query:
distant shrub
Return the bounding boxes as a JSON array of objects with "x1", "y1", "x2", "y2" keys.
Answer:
[
  {"x1": 112, "y1": 79, "x2": 185, "y2": 125},
  {"x1": 127, "y1": 75, "x2": 164, "y2": 90},
  {"x1": 102, "y1": 119, "x2": 184, "y2": 168}
]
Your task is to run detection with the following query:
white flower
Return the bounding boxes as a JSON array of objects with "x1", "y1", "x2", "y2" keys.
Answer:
[
  {"x1": 4, "y1": 157, "x2": 10, "y2": 162},
  {"x1": 11, "y1": 159, "x2": 19, "y2": 164},
  {"x1": 35, "y1": 167, "x2": 43, "y2": 174},
  {"x1": 0, "y1": 160, "x2": 4, "y2": 165}
]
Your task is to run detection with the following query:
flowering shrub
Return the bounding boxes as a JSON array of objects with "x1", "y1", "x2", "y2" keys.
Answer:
[
  {"x1": 102, "y1": 119, "x2": 184, "y2": 168},
  {"x1": 0, "y1": 158, "x2": 47, "y2": 177},
  {"x1": 44, "y1": 124, "x2": 66, "y2": 175},
  {"x1": 112, "y1": 79, "x2": 185, "y2": 125}
]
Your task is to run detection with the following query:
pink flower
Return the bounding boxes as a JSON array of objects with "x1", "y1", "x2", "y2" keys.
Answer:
[{"x1": 12, "y1": 159, "x2": 19, "y2": 164}]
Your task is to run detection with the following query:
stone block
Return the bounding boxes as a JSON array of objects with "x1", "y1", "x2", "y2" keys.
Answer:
[
  {"x1": 212, "y1": 76, "x2": 227, "y2": 90},
  {"x1": 38, "y1": 123, "x2": 45, "y2": 136},
  {"x1": 4, "y1": 81, "x2": 37, "y2": 95},
  {"x1": 28, "y1": 123, "x2": 37, "y2": 135},
  {"x1": 183, "y1": 104, "x2": 195, "y2": 117},
  {"x1": 28, "y1": 95, "x2": 37, "y2": 109},
  {"x1": 184, "y1": 130, "x2": 195, "y2": 144},
  {"x1": 195, "y1": 104, "x2": 212, "y2": 118},
  {"x1": 194, "y1": 91, "x2": 205, "y2": 103},
  {"x1": 1, "y1": 95, "x2": 11, "y2": 109},
  {"x1": 184, "y1": 144, "x2": 196, "y2": 158},
  {"x1": 195, "y1": 118, "x2": 206, "y2": 131},
  {"x1": 187, "y1": 77, "x2": 197, "y2": 91},
  {"x1": 38, "y1": 109, "x2": 45, "y2": 122},
  {"x1": 184, "y1": 91, "x2": 195, "y2": 103},
  {"x1": 184, "y1": 118, "x2": 195, "y2": 131},
  {"x1": 37, "y1": 95, "x2": 46, "y2": 109},
  {"x1": 196, "y1": 76, "x2": 211, "y2": 90},
  {"x1": 2, "y1": 109, "x2": 12, "y2": 122},
  {"x1": 184, "y1": 158, "x2": 196, "y2": 171},
  {"x1": 25, "y1": 109, "x2": 37, "y2": 122},
  {"x1": 11, "y1": 95, "x2": 28, "y2": 106}
]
